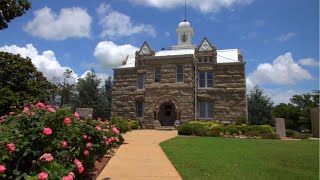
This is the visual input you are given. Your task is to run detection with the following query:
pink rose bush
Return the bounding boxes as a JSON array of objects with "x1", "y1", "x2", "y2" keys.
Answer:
[{"x1": 0, "y1": 102, "x2": 126, "y2": 179}]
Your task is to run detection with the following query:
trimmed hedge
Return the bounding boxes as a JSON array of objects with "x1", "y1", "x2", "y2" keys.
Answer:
[{"x1": 128, "y1": 120, "x2": 140, "y2": 130}]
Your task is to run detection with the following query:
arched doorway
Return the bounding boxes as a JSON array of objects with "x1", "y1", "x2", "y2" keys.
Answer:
[{"x1": 159, "y1": 102, "x2": 176, "y2": 126}]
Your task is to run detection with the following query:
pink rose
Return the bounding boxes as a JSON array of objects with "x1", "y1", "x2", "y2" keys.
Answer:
[
  {"x1": 36, "y1": 102, "x2": 45, "y2": 109},
  {"x1": 7, "y1": 143, "x2": 16, "y2": 152},
  {"x1": 30, "y1": 112, "x2": 36, "y2": 116},
  {"x1": 112, "y1": 127, "x2": 120, "y2": 134},
  {"x1": 17, "y1": 114, "x2": 22, "y2": 118},
  {"x1": 84, "y1": 150, "x2": 90, "y2": 156},
  {"x1": 23, "y1": 107, "x2": 29, "y2": 113},
  {"x1": 88, "y1": 136, "x2": 92, "y2": 140},
  {"x1": 43, "y1": 127, "x2": 52, "y2": 136},
  {"x1": 40, "y1": 153, "x2": 54, "y2": 162},
  {"x1": 103, "y1": 129, "x2": 109, "y2": 132},
  {"x1": 62, "y1": 141, "x2": 68, "y2": 148},
  {"x1": 38, "y1": 172, "x2": 48, "y2": 180},
  {"x1": 74, "y1": 112, "x2": 79, "y2": 119},
  {"x1": 86, "y1": 142, "x2": 92, "y2": 147},
  {"x1": 47, "y1": 107, "x2": 56, "y2": 113},
  {"x1": 74, "y1": 159, "x2": 84, "y2": 174},
  {"x1": 105, "y1": 141, "x2": 110, "y2": 145},
  {"x1": 0, "y1": 165, "x2": 6, "y2": 173},
  {"x1": 95, "y1": 126, "x2": 101, "y2": 131},
  {"x1": 9, "y1": 112, "x2": 14, "y2": 115},
  {"x1": 78, "y1": 166, "x2": 84, "y2": 173},
  {"x1": 83, "y1": 135, "x2": 88, "y2": 139},
  {"x1": 62, "y1": 175, "x2": 73, "y2": 180},
  {"x1": 64, "y1": 117, "x2": 71, "y2": 125},
  {"x1": 115, "y1": 137, "x2": 120, "y2": 142}
]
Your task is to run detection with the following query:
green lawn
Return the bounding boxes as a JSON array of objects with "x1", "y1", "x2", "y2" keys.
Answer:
[{"x1": 160, "y1": 137, "x2": 319, "y2": 180}]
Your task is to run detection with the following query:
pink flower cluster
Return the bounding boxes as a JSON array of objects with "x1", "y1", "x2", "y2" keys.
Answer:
[
  {"x1": 105, "y1": 137, "x2": 118, "y2": 145},
  {"x1": 40, "y1": 153, "x2": 54, "y2": 162},
  {"x1": 74, "y1": 159, "x2": 84, "y2": 173},
  {"x1": 7, "y1": 143, "x2": 16, "y2": 152},
  {"x1": 62, "y1": 172, "x2": 74, "y2": 180},
  {"x1": 43, "y1": 127, "x2": 52, "y2": 136},
  {"x1": 112, "y1": 127, "x2": 120, "y2": 134},
  {"x1": 0, "y1": 165, "x2": 6, "y2": 173},
  {"x1": 38, "y1": 172, "x2": 48, "y2": 180}
]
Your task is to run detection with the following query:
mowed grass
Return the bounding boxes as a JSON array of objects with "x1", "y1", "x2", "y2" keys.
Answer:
[{"x1": 160, "y1": 137, "x2": 319, "y2": 180}]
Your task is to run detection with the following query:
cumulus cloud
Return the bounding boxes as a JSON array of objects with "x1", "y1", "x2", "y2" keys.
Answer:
[
  {"x1": 24, "y1": 7, "x2": 92, "y2": 40},
  {"x1": 0, "y1": 44, "x2": 78, "y2": 81},
  {"x1": 94, "y1": 41, "x2": 138, "y2": 69},
  {"x1": 247, "y1": 52, "x2": 312, "y2": 85},
  {"x1": 276, "y1": 32, "x2": 296, "y2": 42},
  {"x1": 299, "y1": 58, "x2": 319, "y2": 67},
  {"x1": 98, "y1": 3, "x2": 155, "y2": 38},
  {"x1": 264, "y1": 89, "x2": 307, "y2": 105},
  {"x1": 80, "y1": 70, "x2": 112, "y2": 87},
  {"x1": 128, "y1": 0, "x2": 254, "y2": 13}
]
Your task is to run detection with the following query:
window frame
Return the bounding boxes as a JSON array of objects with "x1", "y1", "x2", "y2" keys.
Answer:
[
  {"x1": 136, "y1": 102, "x2": 144, "y2": 118},
  {"x1": 198, "y1": 71, "x2": 214, "y2": 88},
  {"x1": 137, "y1": 73, "x2": 145, "y2": 90},
  {"x1": 198, "y1": 101, "x2": 214, "y2": 118},
  {"x1": 154, "y1": 66, "x2": 161, "y2": 83},
  {"x1": 176, "y1": 64, "x2": 184, "y2": 83}
]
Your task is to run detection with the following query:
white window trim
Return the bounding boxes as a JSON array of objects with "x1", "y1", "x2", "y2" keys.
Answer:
[
  {"x1": 198, "y1": 72, "x2": 214, "y2": 89},
  {"x1": 198, "y1": 101, "x2": 214, "y2": 118},
  {"x1": 154, "y1": 66, "x2": 161, "y2": 83},
  {"x1": 176, "y1": 64, "x2": 184, "y2": 83}
]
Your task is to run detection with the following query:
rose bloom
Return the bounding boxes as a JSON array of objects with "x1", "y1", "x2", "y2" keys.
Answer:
[
  {"x1": 62, "y1": 141, "x2": 68, "y2": 148},
  {"x1": 105, "y1": 141, "x2": 110, "y2": 145},
  {"x1": 9, "y1": 112, "x2": 14, "y2": 115},
  {"x1": 36, "y1": 102, "x2": 45, "y2": 108},
  {"x1": 74, "y1": 159, "x2": 84, "y2": 174},
  {"x1": 62, "y1": 175, "x2": 73, "y2": 180},
  {"x1": 74, "y1": 112, "x2": 79, "y2": 119},
  {"x1": 84, "y1": 150, "x2": 90, "y2": 156},
  {"x1": 23, "y1": 107, "x2": 29, "y2": 113},
  {"x1": 86, "y1": 142, "x2": 92, "y2": 147},
  {"x1": 47, "y1": 107, "x2": 56, "y2": 113},
  {"x1": 43, "y1": 127, "x2": 52, "y2": 136},
  {"x1": 83, "y1": 135, "x2": 88, "y2": 139},
  {"x1": 7, "y1": 143, "x2": 16, "y2": 152},
  {"x1": 64, "y1": 117, "x2": 71, "y2": 125},
  {"x1": 115, "y1": 137, "x2": 120, "y2": 142},
  {"x1": 40, "y1": 153, "x2": 54, "y2": 162},
  {"x1": 38, "y1": 172, "x2": 48, "y2": 180},
  {"x1": 0, "y1": 165, "x2": 6, "y2": 173},
  {"x1": 112, "y1": 127, "x2": 120, "y2": 134},
  {"x1": 95, "y1": 126, "x2": 101, "y2": 131}
]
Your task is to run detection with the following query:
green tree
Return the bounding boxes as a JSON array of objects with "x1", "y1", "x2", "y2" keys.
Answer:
[
  {"x1": 0, "y1": 0, "x2": 31, "y2": 30},
  {"x1": 273, "y1": 103, "x2": 301, "y2": 130},
  {"x1": 0, "y1": 52, "x2": 55, "y2": 115},
  {"x1": 247, "y1": 86, "x2": 274, "y2": 125},
  {"x1": 57, "y1": 69, "x2": 76, "y2": 107}
]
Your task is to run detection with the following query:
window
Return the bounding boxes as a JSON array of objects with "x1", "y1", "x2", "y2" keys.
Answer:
[
  {"x1": 198, "y1": 101, "x2": 213, "y2": 118},
  {"x1": 154, "y1": 66, "x2": 161, "y2": 83},
  {"x1": 176, "y1": 65, "x2": 184, "y2": 82},
  {"x1": 137, "y1": 74, "x2": 145, "y2": 89},
  {"x1": 199, "y1": 72, "x2": 213, "y2": 88},
  {"x1": 136, "y1": 102, "x2": 144, "y2": 117}
]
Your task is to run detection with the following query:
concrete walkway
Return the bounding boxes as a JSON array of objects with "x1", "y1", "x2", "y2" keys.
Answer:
[{"x1": 96, "y1": 130, "x2": 182, "y2": 180}]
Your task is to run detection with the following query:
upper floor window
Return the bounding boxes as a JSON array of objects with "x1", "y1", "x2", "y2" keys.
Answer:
[
  {"x1": 198, "y1": 101, "x2": 213, "y2": 118},
  {"x1": 199, "y1": 56, "x2": 213, "y2": 63},
  {"x1": 199, "y1": 72, "x2": 213, "y2": 88},
  {"x1": 176, "y1": 65, "x2": 184, "y2": 82},
  {"x1": 136, "y1": 102, "x2": 144, "y2": 117},
  {"x1": 154, "y1": 66, "x2": 161, "y2": 83},
  {"x1": 137, "y1": 74, "x2": 145, "y2": 89}
]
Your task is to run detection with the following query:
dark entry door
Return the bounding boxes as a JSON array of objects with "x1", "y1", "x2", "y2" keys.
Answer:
[{"x1": 159, "y1": 103, "x2": 176, "y2": 126}]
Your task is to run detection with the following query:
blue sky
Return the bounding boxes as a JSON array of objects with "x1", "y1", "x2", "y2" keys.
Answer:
[{"x1": 0, "y1": 0, "x2": 318, "y2": 104}]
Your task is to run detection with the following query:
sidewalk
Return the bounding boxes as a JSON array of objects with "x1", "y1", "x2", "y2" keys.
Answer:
[{"x1": 96, "y1": 130, "x2": 182, "y2": 180}]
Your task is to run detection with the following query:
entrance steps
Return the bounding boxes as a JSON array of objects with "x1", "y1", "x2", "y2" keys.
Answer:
[{"x1": 156, "y1": 126, "x2": 176, "y2": 131}]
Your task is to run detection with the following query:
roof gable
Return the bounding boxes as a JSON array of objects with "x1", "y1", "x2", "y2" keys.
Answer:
[{"x1": 198, "y1": 37, "x2": 214, "y2": 51}]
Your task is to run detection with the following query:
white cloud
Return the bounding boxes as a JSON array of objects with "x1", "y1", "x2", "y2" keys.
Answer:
[
  {"x1": 24, "y1": 7, "x2": 92, "y2": 40},
  {"x1": 276, "y1": 32, "x2": 296, "y2": 42},
  {"x1": 128, "y1": 0, "x2": 254, "y2": 13},
  {"x1": 94, "y1": 41, "x2": 138, "y2": 69},
  {"x1": 0, "y1": 44, "x2": 78, "y2": 81},
  {"x1": 299, "y1": 58, "x2": 319, "y2": 67},
  {"x1": 98, "y1": 3, "x2": 155, "y2": 38},
  {"x1": 80, "y1": 70, "x2": 112, "y2": 87},
  {"x1": 264, "y1": 89, "x2": 307, "y2": 105},
  {"x1": 247, "y1": 52, "x2": 312, "y2": 85}
]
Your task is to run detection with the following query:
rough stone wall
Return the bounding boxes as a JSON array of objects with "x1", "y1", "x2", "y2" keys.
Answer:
[{"x1": 196, "y1": 63, "x2": 247, "y2": 123}]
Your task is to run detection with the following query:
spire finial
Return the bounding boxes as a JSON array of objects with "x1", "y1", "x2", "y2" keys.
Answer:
[{"x1": 184, "y1": 0, "x2": 187, "y2": 21}]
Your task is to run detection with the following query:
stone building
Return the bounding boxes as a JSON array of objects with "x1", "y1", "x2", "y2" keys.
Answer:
[{"x1": 112, "y1": 20, "x2": 247, "y2": 128}]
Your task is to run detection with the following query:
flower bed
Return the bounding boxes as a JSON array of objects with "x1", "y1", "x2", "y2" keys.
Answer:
[{"x1": 0, "y1": 102, "x2": 126, "y2": 180}]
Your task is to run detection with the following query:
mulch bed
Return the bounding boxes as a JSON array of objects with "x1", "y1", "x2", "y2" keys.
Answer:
[{"x1": 88, "y1": 155, "x2": 111, "y2": 180}]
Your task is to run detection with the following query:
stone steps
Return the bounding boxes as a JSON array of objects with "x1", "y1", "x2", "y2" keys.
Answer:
[{"x1": 156, "y1": 126, "x2": 176, "y2": 131}]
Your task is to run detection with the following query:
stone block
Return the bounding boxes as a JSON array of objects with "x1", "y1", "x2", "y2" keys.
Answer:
[
  {"x1": 275, "y1": 118, "x2": 286, "y2": 138},
  {"x1": 75, "y1": 108, "x2": 93, "y2": 119},
  {"x1": 310, "y1": 107, "x2": 319, "y2": 138}
]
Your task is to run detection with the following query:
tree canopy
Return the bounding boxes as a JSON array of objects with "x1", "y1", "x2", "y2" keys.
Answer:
[
  {"x1": 0, "y1": 52, "x2": 55, "y2": 115},
  {"x1": 0, "y1": 0, "x2": 31, "y2": 30},
  {"x1": 247, "y1": 86, "x2": 274, "y2": 125}
]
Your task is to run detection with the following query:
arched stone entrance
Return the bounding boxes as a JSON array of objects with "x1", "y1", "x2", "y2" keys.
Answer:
[
  {"x1": 159, "y1": 102, "x2": 176, "y2": 126},
  {"x1": 153, "y1": 95, "x2": 181, "y2": 127}
]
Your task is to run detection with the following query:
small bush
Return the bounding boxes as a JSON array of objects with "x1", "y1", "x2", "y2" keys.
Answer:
[
  {"x1": 178, "y1": 123, "x2": 193, "y2": 135},
  {"x1": 285, "y1": 129, "x2": 311, "y2": 139},
  {"x1": 235, "y1": 115, "x2": 248, "y2": 125},
  {"x1": 110, "y1": 116, "x2": 130, "y2": 133},
  {"x1": 210, "y1": 127, "x2": 222, "y2": 137},
  {"x1": 224, "y1": 126, "x2": 240, "y2": 135},
  {"x1": 128, "y1": 120, "x2": 140, "y2": 130},
  {"x1": 261, "y1": 132, "x2": 279, "y2": 139}
]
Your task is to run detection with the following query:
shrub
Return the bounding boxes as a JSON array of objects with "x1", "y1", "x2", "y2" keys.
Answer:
[
  {"x1": 224, "y1": 126, "x2": 240, "y2": 135},
  {"x1": 285, "y1": 129, "x2": 311, "y2": 139},
  {"x1": 110, "y1": 116, "x2": 130, "y2": 133},
  {"x1": 0, "y1": 103, "x2": 124, "y2": 179},
  {"x1": 235, "y1": 115, "x2": 248, "y2": 125},
  {"x1": 128, "y1": 120, "x2": 140, "y2": 130},
  {"x1": 178, "y1": 123, "x2": 193, "y2": 135},
  {"x1": 261, "y1": 132, "x2": 279, "y2": 139},
  {"x1": 210, "y1": 126, "x2": 222, "y2": 137}
]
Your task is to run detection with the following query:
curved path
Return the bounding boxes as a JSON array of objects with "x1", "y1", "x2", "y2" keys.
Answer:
[{"x1": 96, "y1": 130, "x2": 182, "y2": 180}]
